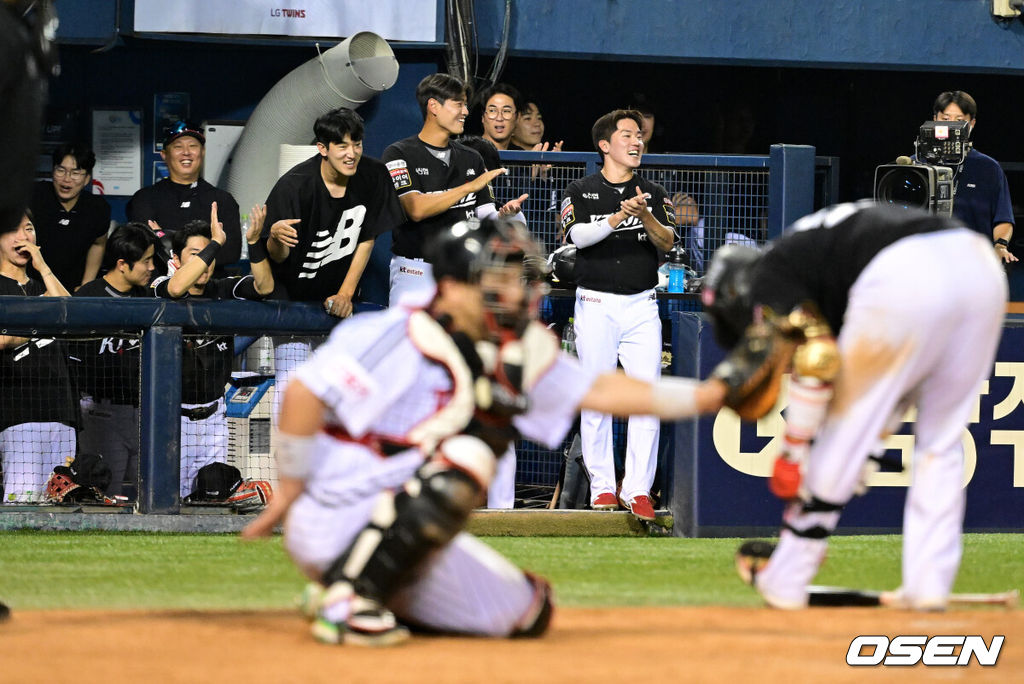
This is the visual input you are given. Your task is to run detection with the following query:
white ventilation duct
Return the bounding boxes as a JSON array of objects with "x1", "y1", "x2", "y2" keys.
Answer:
[{"x1": 224, "y1": 31, "x2": 399, "y2": 214}]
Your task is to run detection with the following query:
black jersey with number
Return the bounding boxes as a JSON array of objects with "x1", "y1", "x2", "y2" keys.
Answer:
[
  {"x1": 561, "y1": 172, "x2": 674, "y2": 294},
  {"x1": 382, "y1": 136, "x2": 495, "y2": 260},
  {"x1": 153, "y1": 274, "x2": 263, "y2": 404},
  {"x1": 263, "y1": 155, "x2": 403, "y2": 302},
  {"x1": 70, "y1": 278, "x2": 152, "y2": 405},
  {"x1": 0, "y1": 276, "x2": 78, "y2": 431},
  {"x1": 751, "y1": 202, "x2": 963, "y2": 335}
]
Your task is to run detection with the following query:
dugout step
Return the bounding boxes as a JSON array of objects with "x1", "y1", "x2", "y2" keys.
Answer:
[{"x1": 466, "y1": 508, "x2": 673, "y2": 537}]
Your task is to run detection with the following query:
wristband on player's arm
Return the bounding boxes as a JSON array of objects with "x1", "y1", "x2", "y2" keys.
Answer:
[
  {"x1": 995, "y1": 238, "x2": 1010, "y2": 248},
  {"x1": 197, "y1": 241, "x2": 221, "y2": 266},
  {"x1": 247, "y1": 239, "x2": 268, "y2": 263}
]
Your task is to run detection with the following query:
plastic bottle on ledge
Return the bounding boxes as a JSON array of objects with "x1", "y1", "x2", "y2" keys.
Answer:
[
  {"x1": 667, "y1": 246, "x2": 687, "y2": 294},
  {"x1": 561, "y1": 317, "x2": 577, "y2": 356}
]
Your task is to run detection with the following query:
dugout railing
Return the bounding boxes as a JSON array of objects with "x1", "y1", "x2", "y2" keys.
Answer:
[{"x1": 0, "y1": 145, "x2": 832, "y2": 524}]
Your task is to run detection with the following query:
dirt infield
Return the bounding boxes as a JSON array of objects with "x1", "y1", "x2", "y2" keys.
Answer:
[{"x1": 3, "y1": 606, "x2": 1020, "y2": 682}]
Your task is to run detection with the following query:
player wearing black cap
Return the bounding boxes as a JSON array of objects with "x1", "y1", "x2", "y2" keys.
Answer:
[{"x1": 127, "y1": 120, "x2": 242, "y2": 277}]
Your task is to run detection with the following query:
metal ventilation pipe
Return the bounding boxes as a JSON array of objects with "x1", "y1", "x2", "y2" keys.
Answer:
[{"x1": 224, "y1": 31, "x2": 399, "y2": 214}]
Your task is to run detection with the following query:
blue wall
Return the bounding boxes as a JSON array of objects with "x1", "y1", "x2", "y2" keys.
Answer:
[
  {"x1": 474, "y1": 0, "x2": 1024, "y2": 72},
  {"x1": 58, "y1": 1, "x2": 1024, "y2": 73}
]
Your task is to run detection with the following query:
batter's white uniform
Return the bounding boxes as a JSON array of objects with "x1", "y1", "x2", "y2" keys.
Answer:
[
  {"x1": 283, "y1": 306, "x2": 593, "y2": 634},
  {"x1": 745, "y1": 203, "x2": 1007, "y2": 609}
]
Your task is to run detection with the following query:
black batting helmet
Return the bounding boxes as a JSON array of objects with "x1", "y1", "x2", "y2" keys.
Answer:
[
  {"x1": 546, "y1": 244, "x2": 576, "y2": 286},
  {"x1": 701, "y1": 244, "x2": 761, "y2": 348}
]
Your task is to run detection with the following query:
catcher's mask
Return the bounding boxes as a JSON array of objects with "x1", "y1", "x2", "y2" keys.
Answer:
[
  {"x1": 702, "y1": 243, "x2": 761, "y2": 349},
  {"x1": 429, "y1": 216, "x2": 549, "y2": 340}
]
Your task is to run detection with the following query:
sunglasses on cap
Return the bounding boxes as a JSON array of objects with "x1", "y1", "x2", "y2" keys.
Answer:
[{"x1": 163, "y1": 120, "x2": 206, "y2": 146}]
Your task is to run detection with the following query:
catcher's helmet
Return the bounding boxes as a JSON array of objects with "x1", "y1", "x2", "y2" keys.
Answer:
[
  {"x1": 546, "y1": 244, "x2": 576, "y2": 286},
  {"x1": 429, "y1": 216, "x2": 548, "y2": 338},
  {"x1": 428, "y1": 216, "x2": 546, "y2": 284},
  {"x1": 701, "y1": 244, "x2": 761, "y2": 348}
]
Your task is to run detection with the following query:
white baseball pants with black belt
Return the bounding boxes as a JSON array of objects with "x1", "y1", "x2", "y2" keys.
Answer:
[
  {"x1": 755, "y1": 229, "x2": 1007, "y2": 609},
  {"x1": 574, "y1": 286, "x2": 661, "y2": 504}
]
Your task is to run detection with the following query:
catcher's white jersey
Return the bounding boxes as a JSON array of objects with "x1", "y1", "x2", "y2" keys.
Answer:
[{"x1": 285, "y1": 307, "x2": 594, "y2": 635}]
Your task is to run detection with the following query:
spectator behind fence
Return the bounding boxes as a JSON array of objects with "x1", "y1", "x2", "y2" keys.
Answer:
[
  {"x1": 560, "y1": 109, "x2": 676, "y2": 522},
  {"x1": 476, "y1": 82, "x2": 523, "y2": 152},
  {"x1": 931, "y1": 90, "x2": 1016, "y2": 264},
  {"x1": 71, "y1": 223, "x2": 157, "y2": 498},
  {"x1": 629, "y1": 95, "x2": 659, "y2": 153},
  {"x1": 0, "y1": 210, "x2": 77, "y2": 503},
  {"x1": 382, "y1": 73, "x2": 526, "y2": 307},
  {"x1": 151, "y1": 203, "x2": 270, "y2": 500},
  {"x1": 262, "y1": 107, "x2": 404, "y2": 427},
  {"x1": 508, "y1": 99, "x2": 564, "y2": 251},
  {"x1": 127, "y1": 121, "x2": 242, "y2": 278},
  {"x1": 30, "y1": 143, "x2": 111, "y2": 291}
]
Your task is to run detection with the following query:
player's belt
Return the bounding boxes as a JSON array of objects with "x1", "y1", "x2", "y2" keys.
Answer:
[
  {"x1": 181, "y1": 401, "x2": 219, "y2": 421},
  {"x1": 323, "y1": 424, "x2": 413, "y2": 456}
]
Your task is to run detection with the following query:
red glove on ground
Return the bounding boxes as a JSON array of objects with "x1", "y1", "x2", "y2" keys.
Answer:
[{"x1": 769, "y1": 455, "x2": 802, "y2": 500}]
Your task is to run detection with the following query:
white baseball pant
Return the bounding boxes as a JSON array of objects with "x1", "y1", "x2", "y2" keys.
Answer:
[
  {"x1": 574, "y1": 286, "x2": 662, "y2": 503},
  {"x1": 179, "y1": 398, "x2": 228, "y2": 498},
  {"x1": 0, "y1": 422, "x2": 76, "y2": 503},
  {"x1": 755, "y1": 229, "x2": 1007, "y2": 609},
  {"x1": 284, "y1": 442, "x2": 538, "y2": 635}
]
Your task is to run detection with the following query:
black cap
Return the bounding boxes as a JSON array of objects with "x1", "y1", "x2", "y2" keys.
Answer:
[{"x1": 163, "y1": 120, "x2": 206, "y2": 147}]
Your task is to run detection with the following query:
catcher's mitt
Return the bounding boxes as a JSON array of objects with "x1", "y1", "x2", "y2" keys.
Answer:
[
  {"x1": 735, "y1": 539, "x2": 776, "y2": 586},
  {"x1": 45, "y1": 466, "x2": 104, "y2": 503},
  {"x1": 711, "y1": 319, "x2": 798, "y2": 421}
]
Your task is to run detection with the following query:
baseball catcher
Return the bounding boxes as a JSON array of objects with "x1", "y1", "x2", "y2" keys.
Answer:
[
  {"x1": 706, "y1": 201, "x2": 1006, "y2": 610},
  {"x1": 242, "y1": 216, "x2": 727, "y2": 645}
]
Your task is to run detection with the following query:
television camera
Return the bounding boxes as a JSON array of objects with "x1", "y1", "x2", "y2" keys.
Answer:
[{"x1": 873, "y1": 120, "x2": 972, "y2": 215}]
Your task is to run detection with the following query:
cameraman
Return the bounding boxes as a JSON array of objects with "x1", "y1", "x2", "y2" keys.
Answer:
[{"x1": 932, "y1": 91, "x2": 1017, "y2": 264}]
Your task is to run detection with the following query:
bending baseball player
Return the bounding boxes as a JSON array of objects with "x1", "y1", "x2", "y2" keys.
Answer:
[
  {"x1": 242, "y1": 216, "x2": 725, "y2": 645},
  {"x1": 705, "y1": 201, "x2": 1006, "y2": 610}
]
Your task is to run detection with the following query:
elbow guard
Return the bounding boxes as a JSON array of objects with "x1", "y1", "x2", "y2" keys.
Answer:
[{"x1": 275, "y1": 433, "x2": 315, "y2": 480}]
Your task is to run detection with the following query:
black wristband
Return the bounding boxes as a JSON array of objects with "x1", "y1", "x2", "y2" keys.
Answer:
[
  {"x1": 995, "y1": 238, "x2": 1010, "y2": 248},
  {"x1": 197, "y1": 241, "x2": 221, "y2": 266},
  {"x1": 247, "y1": 240, "x2": 267, "y2": 263}
]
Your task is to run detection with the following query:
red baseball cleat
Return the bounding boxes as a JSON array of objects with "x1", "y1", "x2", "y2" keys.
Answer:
[
  {"x1": 621, "y1": 494, "x2": 656, "y2": 522},
  {"x1": 591, "y1": 492, "x2": 620, "y2": 510}
]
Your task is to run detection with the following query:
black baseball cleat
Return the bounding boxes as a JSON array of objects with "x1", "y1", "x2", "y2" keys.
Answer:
[
  {"x1": 0, "y1": 601, "x2": 10, "y2": 622},
  {"x1": 735, "y1": 539, "x2": 776, "y2": 586}
]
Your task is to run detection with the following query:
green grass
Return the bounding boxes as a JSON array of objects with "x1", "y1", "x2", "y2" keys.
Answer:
[{"x1": 1, "y1": 531, "x2": 1021, "y2": 610}]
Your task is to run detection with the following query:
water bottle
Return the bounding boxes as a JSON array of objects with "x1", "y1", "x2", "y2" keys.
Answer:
[
  {"x1": 667, "y1": 246, "x2": 687, "y2": 294},
  {"x1": 561, "y1": 317, "x2": 577, "y2": 356}
]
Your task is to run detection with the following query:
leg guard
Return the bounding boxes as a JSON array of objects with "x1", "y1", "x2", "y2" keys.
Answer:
[
  {"x1": 511, "y1": 573, "x2": 555, "y2": 638},
  {"x1": 322, "y1": 435, "x2": 493, "y2": 604}
]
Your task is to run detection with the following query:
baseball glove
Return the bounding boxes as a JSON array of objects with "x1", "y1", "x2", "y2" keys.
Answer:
[
  {"x1": 711, "y1": 319, "x2": 798, "y2": 421},
  {"x1": 45, "y1": 466, "x2": 104, "y2": 503},
  {"x1": 735, "y1": 539, "x2": 776, "y2": 586}
]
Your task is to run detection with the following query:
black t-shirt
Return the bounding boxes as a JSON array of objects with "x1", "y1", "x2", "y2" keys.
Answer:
[
  {"x1": 562, "y1": 171, "x2": 673, "y2": 294},
  {"x1": 0, "y1": 275, "x2": 78, "y2": 430},
  {"x1": 751, "y1": 202, "x2": 961, "y2": 334},
  {"x1": 262, "y1": 155, "x2": 402, "y2": 302},
  {"x1": 69, "y1": 277, "x2": 151, "y2": 405},
  {"x1": 152, "y1": 274, "x2": 263, "y2": 404},
  {"x1": 126, "y1": 178, "x2": 242, "y2": 274},
  {"x1": 29, "y1": 181, "x2": 111, "y2": 288},
  {"x1": 382, "y1": 136, "x2": 495, "y2": 260}
]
